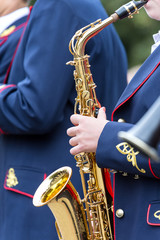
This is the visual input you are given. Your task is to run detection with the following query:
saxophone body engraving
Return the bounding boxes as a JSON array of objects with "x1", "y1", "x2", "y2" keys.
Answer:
[{"x1": 33, "y1": 1, "x2": 148, "y2": 240}]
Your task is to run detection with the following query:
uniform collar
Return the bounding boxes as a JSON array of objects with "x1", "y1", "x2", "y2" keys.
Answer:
[
  {"x1": 112, "y1": 45, "x2": 160, "y2": 117},
  {"x1": 0, "y1": 7, "x2": 29, "y2": 35},
  {"x1": 151, "y1": 31, "x2": 160, "y2": 53}
]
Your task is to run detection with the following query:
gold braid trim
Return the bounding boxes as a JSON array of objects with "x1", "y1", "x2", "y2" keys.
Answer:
[{"x1": 116, "y1": 142, "x2": 146, "y2": 173}]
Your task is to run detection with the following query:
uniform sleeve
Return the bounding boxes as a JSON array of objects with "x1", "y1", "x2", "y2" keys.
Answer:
[
  {"x1": 0, "y1": 1, "x2": 90, "y2": 134},
  {"x1": 96, "y1": 121, "x2": 160, "y2": 179}
]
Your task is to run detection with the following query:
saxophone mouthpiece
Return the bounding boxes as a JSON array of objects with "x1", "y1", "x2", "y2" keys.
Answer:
[{"x1": 115, "y1": 0, "x2": 148, "y2": 20}]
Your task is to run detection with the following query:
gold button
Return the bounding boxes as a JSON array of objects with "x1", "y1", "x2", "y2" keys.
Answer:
[
  {"x1": 118, "y1": 118, "x2": 125, "y2": 123},
  {"x1": 116, "y1": 209, "x2": 124, "y2": 218}
]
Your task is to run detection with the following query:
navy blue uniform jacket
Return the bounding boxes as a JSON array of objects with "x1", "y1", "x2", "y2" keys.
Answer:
[
  {"x1": 97, "y1": 45, "x2": 160, "y2": 240},
  {"x1": 0, "y1": 15, "x2": 28, "y2": 83},
  {"x1": 0, "y1": 0, "x2": 127, "y2": 239}
]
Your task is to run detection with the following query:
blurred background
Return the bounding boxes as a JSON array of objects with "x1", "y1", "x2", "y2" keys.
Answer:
[{"x1": 29, "y1": 0, "x2": 159, "y2": 69}]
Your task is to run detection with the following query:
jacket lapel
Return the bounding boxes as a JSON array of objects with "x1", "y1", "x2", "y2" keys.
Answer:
[
  {"x1": 112, "y1": 45, "x2": 160, "y2": 120},
  {"x1": 0, "y1": 37, "x2": 7, "y2": 46}
]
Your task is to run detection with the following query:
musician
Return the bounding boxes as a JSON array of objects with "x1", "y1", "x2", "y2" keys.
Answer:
[
  {"x1": 0, "y1": 0, "x2": 127, "y2": 239},
  {"x1": 0, "y1": 0, "x2": 30, "y2": 83},
  {"x1": 67, "y1": 0, "x2": 160, "y2": 239}
]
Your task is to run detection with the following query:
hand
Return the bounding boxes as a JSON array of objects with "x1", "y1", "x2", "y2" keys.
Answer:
[{"x1": 67, "y1": 107, "x2": 108, "y2": 155}]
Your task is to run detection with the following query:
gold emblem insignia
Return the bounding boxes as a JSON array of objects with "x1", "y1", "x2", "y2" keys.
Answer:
[
  {"x1": 116, "y1": 142, "x2": 146, "y2": 173},
  {"x1": 0, "y1": 25, "x2": 16, "y2": 37},
  {"x1": 154, "y1": 210, "x2": 160, "y2": 220},
  {"x1": 6, "y1": 168, "x2": 18, "y2": 187}
]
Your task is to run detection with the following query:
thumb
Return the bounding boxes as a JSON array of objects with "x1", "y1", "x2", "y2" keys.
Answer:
[
  {"x1": 97, "y1": 107, "x2": 107, "y2": 120},
  {"x1": 70, "y1": 114, "x2": 82, "y2": 126}
]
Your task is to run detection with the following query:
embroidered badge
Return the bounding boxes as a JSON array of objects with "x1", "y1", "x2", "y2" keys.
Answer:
[
  {"x1": 6, "y1": 168, "x2": 18, "y2": 187},
  {"x1": 154, "y1": 210, "x2": 160, "y2": 220},
  {"x1": 116, "y1": 142, "x2": 146, "y2": 173},
  {"x1": 0, "y1": 25, "x2": 16, "y2": 37}
]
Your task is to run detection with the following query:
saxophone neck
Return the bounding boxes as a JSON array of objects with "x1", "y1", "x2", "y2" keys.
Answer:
[
  {"x1": 68, "y1": 0, "x2": 148, "y2": 58},
  {"x1": 69, "y1": 16, "x2": 117, "y2": 58}
]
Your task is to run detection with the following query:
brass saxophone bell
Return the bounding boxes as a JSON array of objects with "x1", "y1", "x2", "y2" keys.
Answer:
[
  {"x1": 33, "y1": 166, "x2": 72, "y2": 207},
  {"x1": 33, "y1": 166, "x2": 88, "y2": 240}
]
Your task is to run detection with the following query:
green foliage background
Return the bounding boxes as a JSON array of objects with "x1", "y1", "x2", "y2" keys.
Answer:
[
  {"x1": 102, "y1": 0, "x2": 159, "y2": 67},
  {"x1": 29, "y1": 0, "x2": 36, "y2": 6},
  {"x1": 29, "y1": 0, "x2": 159, "y2": 68}
]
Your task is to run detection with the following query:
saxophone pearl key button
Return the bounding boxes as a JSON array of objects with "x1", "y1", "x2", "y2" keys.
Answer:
[{"x1": 116, "y1": 209, "x2": 124, "y2": 218}]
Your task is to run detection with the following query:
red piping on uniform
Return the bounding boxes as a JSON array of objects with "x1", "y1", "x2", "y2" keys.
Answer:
[
  {"x1": 29, "y1": 6, "x2": 33, "y2": 11},
  {"x1": 0, "y1": 128, "x2": 6, "y2": 134},
  {"x1": 44, "y1": 173, "x2": 47, "y2": 180},
  {"x1": 147, "y1": 204, "x2": 160, "y2": 226},
  {"x1": 3, "y1": 9, "x2": 32, "y2": 84},
  {"x1": 0, "y1": 9, "x2": 32, "y2": 133},
  {"x1": 149, "y1": 159, "x2": 160, "y2": 179},
  {"x1": 111, "y1": 62, "x2": 160, "y2": 121},
  {"x1": 103, "y1": 168, "x2": 113, "y2": 198},
  {"x1": 113, "y1": 173, "x2": 116, "y2": 240},
  {"x1": 4, "y1": 185, "x2": 33, "y2": 198},
  {"x1": 66, "y1": 183, "x2": 79, "y2": 202},
  {"x1": 0, "y1": 37, "x2": 7, "y2": 46},
  {"x1": 0, "y1": 130, "x2": 8, "y2": 135},
  {"x1": 0, "y1": 23, "x2": 27, "y2": 41},
  {"x1": 0, "y1": 84, "x2": 16, "y2": 93},
  {"x1": 3, "y1": 173, "x2": 33, "y2": 198},
  {"x1": 7, "y1": 23, "x2": 26, "y2": 36}
]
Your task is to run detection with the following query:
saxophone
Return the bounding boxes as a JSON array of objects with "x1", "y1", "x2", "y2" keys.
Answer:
[{"x1": 33, "y1": 1, "x2": 148, "y2": 240}]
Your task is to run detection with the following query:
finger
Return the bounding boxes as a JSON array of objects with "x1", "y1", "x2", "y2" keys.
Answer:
[
  {"x1": 70, "y1": 145, "x2": 82, "y2": 155},
  {"x1": 69, "y1": 137, "x2": 78, "y2": 147},
  {"x1": 70, "y1": 114, "x2": 82, "y2": 126},
  {"x1": 67, "y1": 126, "x2": 77, "y2": 137},
  {"x1": 97, "y1": 107, "x2": 107, "y2": 120}
]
